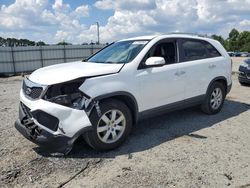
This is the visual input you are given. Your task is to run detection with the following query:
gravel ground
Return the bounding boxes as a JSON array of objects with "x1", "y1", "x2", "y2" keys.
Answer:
[
  {"x1": 231, "y1": 57, "x2": 248, "y2": 73},
  {"x1": 0, "y1": 59, "x2": 250, "y2": 188}
]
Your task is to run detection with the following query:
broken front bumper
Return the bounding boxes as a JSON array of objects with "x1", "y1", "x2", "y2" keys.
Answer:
[
  {"x1": 15, "y1": 90, "x2": 93, "y2": 154},
  {"x1": 15, "y1": 118, "x2": 73, "y2": 154}
]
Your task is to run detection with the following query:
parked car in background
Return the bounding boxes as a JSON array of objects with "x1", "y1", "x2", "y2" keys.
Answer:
[
  {"x1": 241, "y1": 52, "x2": 250, "y2": 57},
  {"x1": 228, "y1": 52, "x2": 235, "y2": 57},
  {"x1": 227, "y1": 52, "x2": 250, "y2": 57},
  {"x1": 15, "y1": 34, "x2": 232, "y2": 154},
  {"x1": 234, "y1": 52, "x2": 242, "y2": 57},
  {"x1": 238, "y1": 58, "x2": 250, "y2": 85}
]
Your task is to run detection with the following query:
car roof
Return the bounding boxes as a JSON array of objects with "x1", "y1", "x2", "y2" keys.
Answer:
[
  {"x1": 119, "y1": 33, "x2": 213, "y2": 42},
  {"x1": 119, "y1": 35, "x2": 157, "y2": 41},
  {"x1": 118, "y1": 33, "x2": 227, "y2": 57}
]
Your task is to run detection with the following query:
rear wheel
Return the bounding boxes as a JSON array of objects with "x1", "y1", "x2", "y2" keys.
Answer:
[
  {"x1": 201, "y1": 82, "x2": 226, "y2": 114},
  {"x1": 85, "y1": 99, "x2": 132, "y2": 151}
]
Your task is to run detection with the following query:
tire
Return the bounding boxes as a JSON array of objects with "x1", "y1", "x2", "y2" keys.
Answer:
[
  {"x1": 239, "y1": 81, "x2": 249, "y2": 86},
  {"x1": 84, "y1": 99, "x2": 132, "y2": 151},
  {"x1": 201, "y1": 82, "x2": 226, "y2": 115}
]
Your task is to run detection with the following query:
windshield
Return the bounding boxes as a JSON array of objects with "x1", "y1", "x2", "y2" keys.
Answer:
[{"x1": 88, "y1": 40, "x2": 148, "y2": 64}]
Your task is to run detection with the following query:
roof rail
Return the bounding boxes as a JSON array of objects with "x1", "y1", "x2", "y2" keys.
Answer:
[{"x1": 164, "y1": 32, "x2": 212, "y2": 38}]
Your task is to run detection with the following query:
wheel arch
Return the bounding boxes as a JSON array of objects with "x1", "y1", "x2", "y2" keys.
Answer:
[
  {"x1": 94, "y1": 91, "x2": 139, "y2": 125},
  {"x1": 206, "y1": 76, "x2": 228, "y2": 95}
]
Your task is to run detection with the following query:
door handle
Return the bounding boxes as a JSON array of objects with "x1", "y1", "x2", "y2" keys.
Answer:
[
  {"x1": 175, "y1": 70, "x2": 186, "y2": 76},
  {"x1": 209, "y1": 64, "x2": 216, "y2": 69}
]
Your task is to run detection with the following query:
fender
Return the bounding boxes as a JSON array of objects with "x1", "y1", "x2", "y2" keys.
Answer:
[
  {"x1": 206, "y1": 76, "x2": 228, "y2": 95},
  {"x1": 94, "y1": 91, "x2": 139, "y2": 124}
]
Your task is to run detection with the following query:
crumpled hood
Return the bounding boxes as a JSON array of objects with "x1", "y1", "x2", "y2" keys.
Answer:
[{"x1": 29, "y1": 61, "x2": 123, "y2": 85}]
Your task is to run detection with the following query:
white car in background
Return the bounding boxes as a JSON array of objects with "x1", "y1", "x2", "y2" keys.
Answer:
[{"x1": 15, "y1": 34, "x2": 232, "y2": 154}]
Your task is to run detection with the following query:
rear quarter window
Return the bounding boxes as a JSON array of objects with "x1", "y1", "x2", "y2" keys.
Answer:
[
  {"x1": 204, "y1": 42, "x2": 221, "y2": 58},
  {"x1": 181, "y1": 39, "x2": 221, "y2": 62}
]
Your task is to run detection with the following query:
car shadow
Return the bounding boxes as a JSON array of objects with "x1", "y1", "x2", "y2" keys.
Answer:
[
  {"x1": 35, "y1": 99, "x2": 250, "y2": 159},
  {"x1": 240, "y1": 83, "x2": 250, "y2": 87}
]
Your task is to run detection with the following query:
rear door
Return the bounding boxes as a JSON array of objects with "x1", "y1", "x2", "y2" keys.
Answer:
[{"x1": 178, "y1": 38, "x2": 223, "y2": 99}]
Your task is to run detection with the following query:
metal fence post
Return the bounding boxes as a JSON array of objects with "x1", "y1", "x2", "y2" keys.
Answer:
[
  {"x1": 11, "y1": 46, "x2": 16, "y2": 75},
  {"x1": 90, "y1": 44, "x2": 94, "y2": 55},
  {"x1": 40, "y1": 46, "x2": 44, "y2": 68},
  {"x1": 63, "y1": 45, "x2": 66, "y2": 63}
]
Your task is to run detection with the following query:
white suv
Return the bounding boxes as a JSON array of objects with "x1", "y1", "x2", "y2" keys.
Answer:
[{"x1": 15, "y1": 34, "x2": 232, "y2": 154}]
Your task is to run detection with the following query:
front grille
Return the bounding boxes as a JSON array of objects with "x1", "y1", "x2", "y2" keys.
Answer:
[
  {"x1": 23, "y1": 81, "x2": 43, "y2": 99},
  {"x1": 239, "y1": 72, "x2": 246, "y2": 77}
]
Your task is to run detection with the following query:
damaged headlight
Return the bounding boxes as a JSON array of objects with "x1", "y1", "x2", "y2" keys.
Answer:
[{"x1": 43, "y1": 79, "x2": 91, "y2": 109}]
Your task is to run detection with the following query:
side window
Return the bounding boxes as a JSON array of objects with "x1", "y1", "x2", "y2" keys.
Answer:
[
  {"x1": 181, "y1": 39, "x2": 221, "y2": 62},
  {"x1": 181, "y1": 40, "x2": 207, "y2": 61},
  {"x1": 204, "y1": 42, "x2": 221, "y2": 58},
  {"x1": 140, "y1": 41, "x2": 177, "y2": 68}
]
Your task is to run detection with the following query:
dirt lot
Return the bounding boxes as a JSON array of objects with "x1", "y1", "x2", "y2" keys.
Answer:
[
  {"x1": 231, "y1": 57, "x2": 248, "y2": 73},
  {"x1": 0, "y1": 59, "x2": 250, "y2": 188}
]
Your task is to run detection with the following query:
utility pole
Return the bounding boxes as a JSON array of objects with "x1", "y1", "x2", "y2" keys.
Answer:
[{"x1": 96, "y1": 22, "x2": 100, "y2": 44}]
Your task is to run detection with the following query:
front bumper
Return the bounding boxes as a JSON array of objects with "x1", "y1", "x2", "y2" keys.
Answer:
[
  {"x1": 238, "y1": 76, "x2": 250, "y2": 84},
  {"x1": 238, "y1": 66, "x2": 250, "y2": 84},
  {"x1": 15, "y1": 88, "x2": 93, "y2": 153},
  {"x1": 15, "y1": 119, "x2": 73, "y2": 153}
]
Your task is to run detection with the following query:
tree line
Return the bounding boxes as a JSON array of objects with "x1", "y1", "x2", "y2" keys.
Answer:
[
  {"x1": 1, "y1": 28, "x2": 249, "y2": 51},
  {"x1": 0, "y1": 37, "x2": 77, "y2": 46},
  {"x1": 212, "y1": 28, "x2": 250, "y2": 52},
  {"x1": 0, "y1": 37, "x2": 105, "y2": 47},
  {"x1": 0, "y1": 37, "x2": 47, "y2": 47}
]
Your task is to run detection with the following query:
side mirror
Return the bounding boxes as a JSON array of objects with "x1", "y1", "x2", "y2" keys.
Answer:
[{"x1": 145, "y1": 57, "x2": 165, "y2": 67}]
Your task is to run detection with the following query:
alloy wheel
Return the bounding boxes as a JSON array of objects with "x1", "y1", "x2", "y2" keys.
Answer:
[
  {"x1": 210, "y1": 88, "x2": 223, "y2": 110},
  {"x1": 97, "y1": 109, "x2": 126, "y2": 144}
]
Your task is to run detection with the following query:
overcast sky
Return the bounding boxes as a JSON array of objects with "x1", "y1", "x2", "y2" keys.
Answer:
[{"x1": 0, "y1": 0, "x2": 250, "y2": 44}]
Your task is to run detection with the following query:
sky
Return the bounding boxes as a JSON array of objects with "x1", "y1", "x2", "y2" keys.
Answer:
[{"x1": 0, "y1": 0, "x2": 250, "y2": 44}]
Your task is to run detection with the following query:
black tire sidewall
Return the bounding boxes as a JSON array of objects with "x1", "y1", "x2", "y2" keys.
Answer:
[
  {"x1": 239, "y1": 81, "x2": 249, "y2": 86},
  {"x1": 86, "y1": 99, "x2": 132, "y2": 150}
]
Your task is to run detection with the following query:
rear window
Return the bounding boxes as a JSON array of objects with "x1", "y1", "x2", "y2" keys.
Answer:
[{"x1": 181, "y1": 39, "x2": 221, "y2": 61}]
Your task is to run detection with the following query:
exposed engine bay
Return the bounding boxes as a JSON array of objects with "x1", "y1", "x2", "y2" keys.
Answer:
[{"x1": 42, "y1": 78, "x2": 100, "y2": 116}]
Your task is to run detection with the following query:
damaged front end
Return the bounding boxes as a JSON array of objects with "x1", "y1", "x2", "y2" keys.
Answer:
[
  {"x1": 15, "y1": 77, "x2": 99, "y2": 154},
  {"x1": 43, "y1": 78, "x2": 100, "y2": 116}
]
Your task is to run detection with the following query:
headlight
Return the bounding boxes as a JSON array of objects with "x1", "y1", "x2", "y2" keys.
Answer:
[{"x1": 43, "y1": 78, "x2": 88, "y2": 109}]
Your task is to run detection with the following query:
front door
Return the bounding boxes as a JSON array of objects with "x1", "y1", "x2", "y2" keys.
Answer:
[{"x1": 136, "y1": 39, "x2": 186, "y2": 112}]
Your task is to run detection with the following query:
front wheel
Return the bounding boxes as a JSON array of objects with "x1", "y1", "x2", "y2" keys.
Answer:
[
  {"x1": 84, "y1": 99, "x2": 132, "y2": 151},
  {"x1": 201, "y1": 82, "x2": 226, "y2": 114}
]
